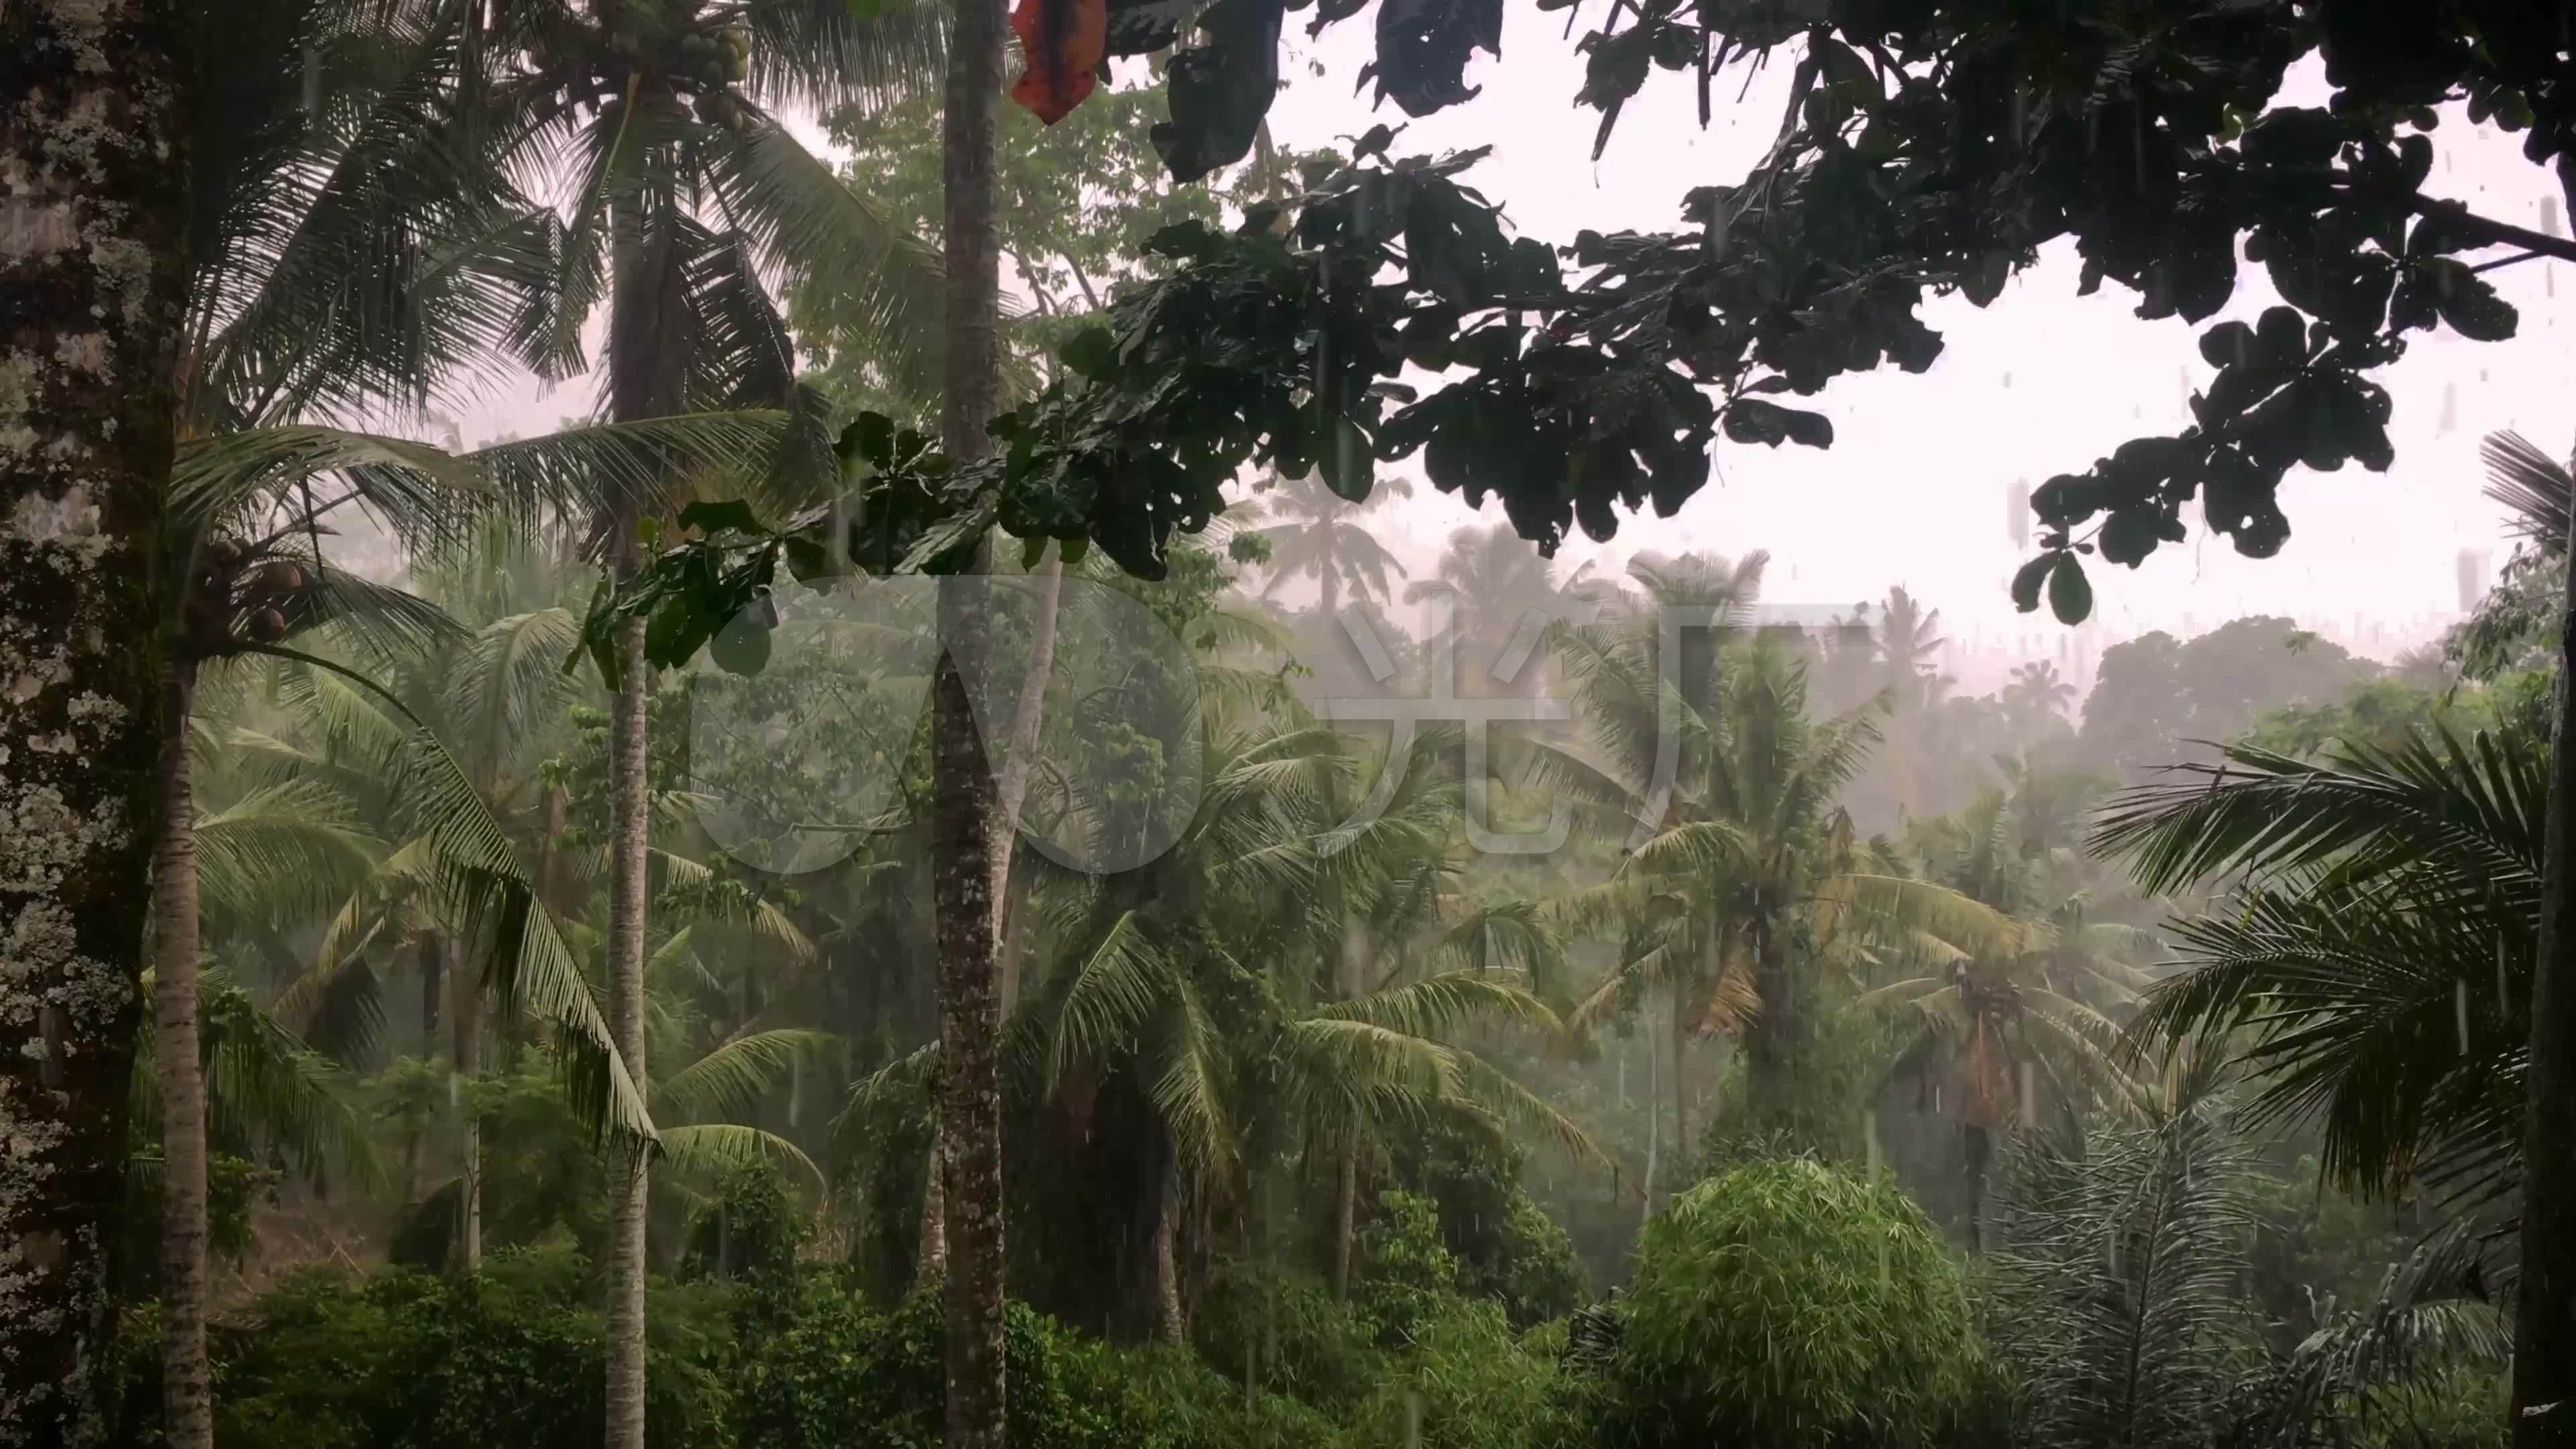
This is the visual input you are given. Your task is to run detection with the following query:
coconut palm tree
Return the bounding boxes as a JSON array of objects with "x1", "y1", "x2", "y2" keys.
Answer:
[
  {"x1": 1403, "y1": 522, "x2": 1568, "y2": 698},
  {"x1": 2001, "y1": 660, "x2": 2078, "y2": 741},
  {"x1": 1536, "y1": 555, "x2": 1923, "y2": 1146},
  {"x1": 467, "y1": 8, "x2": 951, "y2": 1435},
  {"x1": 1867, "y1": 777, "x2": 2161, "y2": 1246},
  {"x1": 1872, "y1": 585, "x2": 1949, "y2": 710},
  {"x1": 857, "y1": 715, "x2": 1594, "y2": 1340},
  {"x1": 1250, "y1": 472, "x2": 1415, "y2": 623},
  {"x1": 2091, "y1": 724, "x2": 2539, "y2": 1219}
]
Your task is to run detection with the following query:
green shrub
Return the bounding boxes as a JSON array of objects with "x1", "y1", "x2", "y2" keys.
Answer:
[
  {"x1": 130, "y1": 1248, "x2": 735, "y2": 1449},
  {"x1": 731, "y1": 1280, "x2": 1177, "y2": 1449},
  {"x1": 1336, "y1": 1300, "x2": 1569, "y2": 1449},
  {"x1": 682, "y1": 1163, "x2": 808, "y2": 1286},
  {"x1": 1060, "y1": 1340, "x2": 1337, "y2": 1449},
  {"x1": 2345, "y1": 1367, "x2": 2510, "y2": 1449},
  {"x1": 1611, "y1": 1158, "x2": 1994, "y2": 1449},
  {"x1": 1391, "y1": 1113, "x2": 1587, "y2": 1328},
  {"x1": 1358, "y1": 1190, "x2": 1461, "y2": 1348},
  {"x1": 1192, "y1": 1261, "x2": 1382, "y2": 1412}
]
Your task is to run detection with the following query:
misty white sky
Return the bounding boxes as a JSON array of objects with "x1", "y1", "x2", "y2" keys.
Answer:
[{"x1": 451, "y1": 23, "x2": 2576, "y2": 692}]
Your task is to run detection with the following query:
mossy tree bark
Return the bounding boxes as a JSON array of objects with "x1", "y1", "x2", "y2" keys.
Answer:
[{"x1": 0, "y1": 1, "x2": 191, "y2": 1442}]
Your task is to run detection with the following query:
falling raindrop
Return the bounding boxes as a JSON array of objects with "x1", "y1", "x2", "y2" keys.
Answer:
[
  {"x1": 1864, "y1": 1109, "x2": 1880, "y2": 1177},
  {"x1": 2455, "y1": 977, "x2": 2471, "y2": 1055},
  {"x1": 2438, "y1": 381, "x2": 2459, "y2": 435},
  {"x1": 2006, "y1": 478, "x2": 2030, "y2": 549},
  {"x1": 2019, "y1": 1061, "x2": 2037, "y2": 1126},
  {"x1": 303, "y1": 45, "x2": 321, "y2": 115},
  {"x1": 1405, "y1": 1390, "x2": 1425, "y2": 1448},
  {"x1": 2001, "y1": 370, "x2": 2013, "y2": 389},
  {"x1": 2544, "y1": 196, "x2": 2563, "y2": 239}
]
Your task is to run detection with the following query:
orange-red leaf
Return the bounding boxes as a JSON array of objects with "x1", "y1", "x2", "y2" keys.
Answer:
[{"x1": 1010, "y1": 0, "x2": 1107, "y2": 125}]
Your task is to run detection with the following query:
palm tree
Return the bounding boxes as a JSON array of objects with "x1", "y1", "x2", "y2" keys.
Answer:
[
  {"x1": 2001, "y1": 660, "x2": 2078, "y2": 741},
  {"x1": 466, "y1": 8, "x2": 950, "y2": 1439},
  {"x1": 1403, "y1": 522, "x2": 1566, "y2": 698},
  {"x1": 1872, "y1": 585, "x2": 1949, "y2": 709},
  {"x1": 1986, "y1": 1053, "x2": 2264, "y2": 1449},
  {"x1": 2092, "y1": 725, "x2": 2538, "y2": 1218},
  {"x1": 1251, "y1": 472, "x2": 1414, "y2": 623},
  {"x1": 1542, "y1": 556, "x2": 1943, "y2": 1133},
  {"x1": 1868, "y1": 778, "x2": 2158, "y2": 1246},
  {"x1": 860, "y1": 712, "x2": 1594, "y2": 1341}
]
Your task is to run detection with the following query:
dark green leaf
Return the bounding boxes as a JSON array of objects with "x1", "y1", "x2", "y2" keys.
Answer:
[
  {"x1": 2010, "y1": 553, "x2": 2055, "y2": 614},
  {"x1": 2047, "y1": 552, "x2": 2094, "y2": 625}
]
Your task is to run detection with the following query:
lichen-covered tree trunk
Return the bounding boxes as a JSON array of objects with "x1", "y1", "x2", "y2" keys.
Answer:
[
  {"x1": 2514, "y1": 423, "x2": 2576, "y2": 1449},
  {"x1": 151, "y1": 663, "x2": 209, "y2": 1449},
  {"x1": 0, "y1": 1, "x2": 190, "y2": 1442},
  {"x1": 938, "y1": 0, "x2": 1008, "y2": 1433}
]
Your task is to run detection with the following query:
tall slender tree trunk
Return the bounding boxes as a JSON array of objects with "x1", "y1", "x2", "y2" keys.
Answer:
[
  {"x1": 152, "y1": 662, "x2": 209, "y2": 1449},
  {"x1": 538, "y1": 782, "x2": 571, "y2": 917},
  {"x1": 1746, "y1": 914, "x2": 1791, "y2": 1128},
  {"x1": 1330, "y1": 1146, "x2": 1359, "y2": 1301},
  {"x1": 1330, "y1": 924, "x2": 1366, "y2": 1298},
  {"x1": 602, "y1": 610, "x2": 651, "y2": 1449},
  {"x1": 600, "y1": 610, "x2": 651, "y2": 1442},
  {"x1": 916, "y1": 1131, "x2": 949, "y2": 1283},
  {"x1": 450, "y1": 938, "x2": 482, "y2": 1275},
  {"x1": 1673, "y1": 969, "x2": 1696, "y2": 1169},
  {"x1": 2513, "y1": 423, "x2": 2576, "y2": 1449},
  {"x1": 1642, "y1": 1008, "x2": 1661, "y2": 1213},
  {"x1": 990, "y1": 549, "x2": 1063, "y2": 1012},
  {"x1": 1962, "y1": 1122, "x2": 1990, "y2": 1256},
  {"x1": 1151, "y1": 1155, "x2": 1187, "y2": 1344},
  {"x1": 0, "y1": 2, "x2": 190, "y2": 1439},
  {"x1": 600, "y1": 107, "x2": 687, "y2": 1448},
  {"x1": 937, "y1": 0, "x2": 1009, "y2": 1437}
]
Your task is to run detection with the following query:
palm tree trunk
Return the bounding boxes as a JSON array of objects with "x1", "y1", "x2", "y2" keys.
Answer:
[
  {"x1": 916, "y1": 1130, "x2": 949, "y2": 1283},
  {"x1": 1330, "y1": 924, "x2": 1366, "y2": 1297},
  {"x1": 602, "y1": 609, "x2": 651, "y2": 1449},
  {"x1": 1642, "y1": 1013, "x2": 1661, "y2": 1212},
  {"x1": 1962, "y1": 1122, "x2": 1990, "y2": 1255},
  {"x1": 539, "y1": 782, "x2": 571, "y2": 917},
  {"x1": 938, "y1": 0, "x2": 1010, "y2": 1435},
  {"x1": 2514, "y1": 418, "x2": 2576, "y2": 1449},
  {"x1": 0, "y1": 11, "x2": 188, "y2": 1432},
  {"x1": 1670, "y1": 974, "x2": 1692, "y2": 1171},
  {"x1": 601, "y1": 107, "x2": 687, "y2": 1449},
  {"x1": 1152, "y1": 1155, "x2": 1187, "y2": 1343},
  {"x1": 419, "y1": 928, "x2": 441, "y2": 1051},
  {"x1": 1746, "y1": 915, "x2": 1791, "y2": 1127},
  {"x1": 153, "y1": 660, "x2": 212, "y2": 1449},
  {"x1": 1330, "y1": 1145, "x2": 1359, "y2": 1300},
  {"x1": 991, "y1": 549, "x2": 1064, "y2": 1012},
  {"x1": 450, "y1": 938, "x2": 482, "y2": 1275}
]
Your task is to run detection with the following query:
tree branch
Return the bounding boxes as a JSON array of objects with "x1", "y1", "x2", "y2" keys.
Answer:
[{"x1": 2407, "y1": 193, "x2": 2576, "y2": 266}]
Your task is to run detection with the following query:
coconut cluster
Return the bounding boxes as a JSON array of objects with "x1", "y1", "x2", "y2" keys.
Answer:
[{"x1": 190, "y1": 537, "x2": 313, "y2": 654}]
